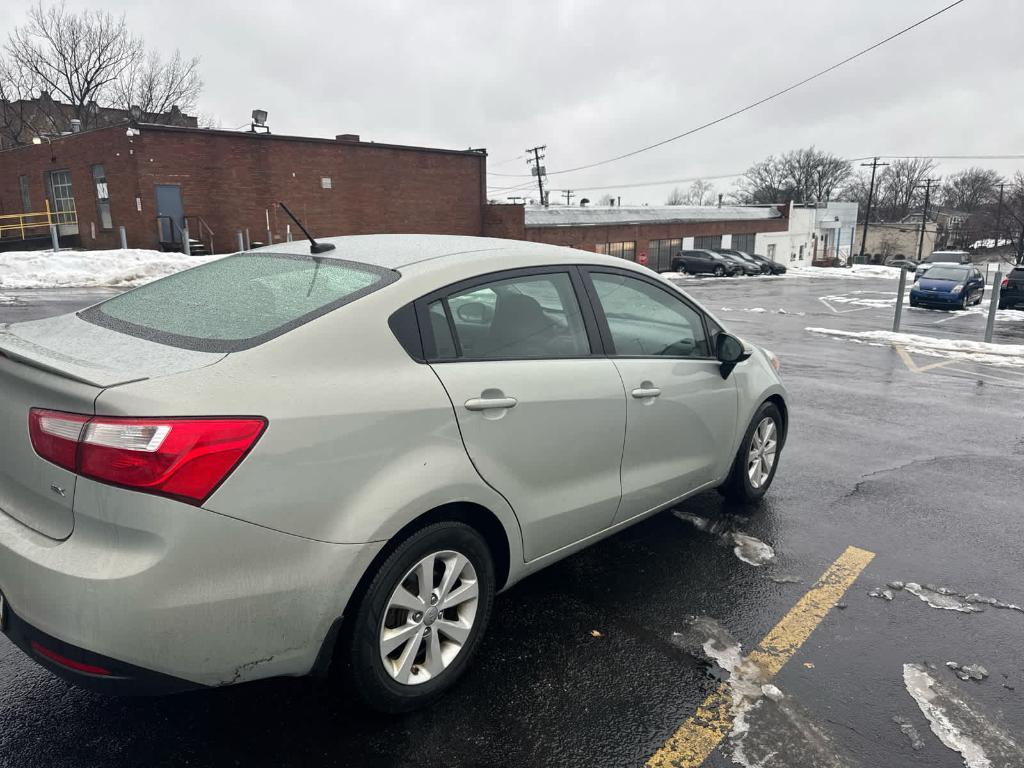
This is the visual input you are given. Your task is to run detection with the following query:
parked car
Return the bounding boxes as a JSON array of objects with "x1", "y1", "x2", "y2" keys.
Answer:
[
  {"x1": 909, "y1": 264, "x2": 985, "y2": 309},
  {"x1": 671, "y1": 249, "x2": 742, "y2": 277},
  {"x1": 745, "y1": 252, "x2": 787, "y2": 275},
  {"x1": 998, "y1": 267, "x2": 1024, "y2": 309},
  {"x1": 718, "y1": 249, "x2": 768, "y2": 275},
  {"x1": 0, "y1": 235, "x2": 788, "y2": 712},
  {"x1": 885, "y1": 258, "x2": 918, "y2": 272}
]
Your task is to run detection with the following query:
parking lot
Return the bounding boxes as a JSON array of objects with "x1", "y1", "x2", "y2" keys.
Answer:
[{"x1": 2, "y1": 273, "x2": 1024, "y2": 767}]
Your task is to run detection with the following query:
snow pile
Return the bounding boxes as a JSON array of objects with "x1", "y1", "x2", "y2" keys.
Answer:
[
  {"x1": 0, "y1": 249, "x2": 223, "y2": 289},
  {"x1": 786, "y1": 264, "x2": 904, "y2": 279},
  {"x1": 806, "y1": 327, "x2": 1024, "y2": 367}
]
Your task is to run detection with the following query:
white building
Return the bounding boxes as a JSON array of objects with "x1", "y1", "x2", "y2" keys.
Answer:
[{"x1": 755, "y1": 202, "x2": 859, "y2": 266}]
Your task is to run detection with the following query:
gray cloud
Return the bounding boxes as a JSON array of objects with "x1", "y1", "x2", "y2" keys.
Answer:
[{"x1": 17, "y1": 0, "x2": 1024, "y2": 203}]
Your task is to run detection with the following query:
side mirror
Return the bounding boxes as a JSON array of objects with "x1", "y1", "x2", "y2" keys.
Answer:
[
  {"x1": 717, "y1": 332, "x2": 751, "y2": 379},
  {"x1": 456, "y1": 301, "x2": 493, "y2": 324}
]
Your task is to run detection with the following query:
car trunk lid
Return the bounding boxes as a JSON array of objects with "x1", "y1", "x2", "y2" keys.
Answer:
[{"x1": 0, "y1": 314, "x2": 226, "y2": 540}]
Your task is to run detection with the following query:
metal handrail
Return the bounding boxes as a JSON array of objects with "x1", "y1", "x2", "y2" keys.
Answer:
[
  {"x1": 184, "y1": 215, "x2": 215, "y2": 253},
  {"x1": 0, "y1": 201, "x2": 76, "y2": 240}
]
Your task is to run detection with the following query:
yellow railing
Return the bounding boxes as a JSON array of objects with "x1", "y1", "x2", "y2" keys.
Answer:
[{"x1": 0, "y1": 200, "x2": 78, "y2": 239}]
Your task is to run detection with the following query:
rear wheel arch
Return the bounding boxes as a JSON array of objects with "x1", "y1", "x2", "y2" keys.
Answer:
[{"x1": 319, "y1": 502, "x2": 511, "y2": 680}]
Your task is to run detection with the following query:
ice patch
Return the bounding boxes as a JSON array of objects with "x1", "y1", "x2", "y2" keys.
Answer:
[
  {"x1": 893, "y1": 715, "x2": 926, "y2": 750},
  {"x1": 731, "y1": 533, "x2": 775, "y2": 567},
  {"x1": 904, "y1": 583, "x2": 983, "y2": 613},
  {"x1": 0, "y1": 249, "x2": 223, "y2": 289},
  {"x1": 947, "y1": 662, "x2": 989, "y2": 682},
  {"x1": 673, "y1": 510, "x2": 775, "y2": 566},
  {"x1": 672, "y1": 617, "x2": 854, "y2": 767},
  {"x1": 806, "y1": 327, "x2": 1024, "y2": 368},
  {"x1": 868, "y1": 587, "x2": 895, "y2": 601},
  {"x1": 0, "y1": 294, "x2": 25, "y2": 306},
  {"x1": 903, "y1": 663, "x2": 1024, "y2": 767}
]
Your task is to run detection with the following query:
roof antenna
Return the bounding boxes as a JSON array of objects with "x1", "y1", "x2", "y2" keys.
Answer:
[{"x1": 276, "y1": 202, "x2": 335, "y2": 253}]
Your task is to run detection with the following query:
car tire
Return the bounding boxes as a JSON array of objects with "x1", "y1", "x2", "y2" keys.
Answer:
[
  {"x1": 999, "y1": 301, "x2": 1008, "y2": 310},
  {"x1": 719, "y1": 402, "x2": 784, "y2": 504},
  {"x1": 343, "y1": 521, "x2": 495, "y2": 713},
  {"x1": 713, "y1": 266, "x2": 725, "y2": 277},
  {"x1": 676, "y1": 264, "x2": 687, "y2": 274}
]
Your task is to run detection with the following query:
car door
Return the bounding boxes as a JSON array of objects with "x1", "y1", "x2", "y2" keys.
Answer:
[
  {"x1": 421, "y1": 267, "x2": 627, "y2": 561},
  {"x1": 686, "y1": 250, "x2": 709, "y2": 273},
  {"x1": 582, "y1": 268, "x2": 739, "y2": 523},
  {"x1": 971, "y1": 269, "x2": 985, "y2": 300}
]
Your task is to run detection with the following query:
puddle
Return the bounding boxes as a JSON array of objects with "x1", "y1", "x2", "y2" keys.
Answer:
[
  {"x1": 903, "y1": 663, "x2": 1024, "y2": 767},
  {"x1": 673, "y1": 510, "x2": 775, "y2": 567}
]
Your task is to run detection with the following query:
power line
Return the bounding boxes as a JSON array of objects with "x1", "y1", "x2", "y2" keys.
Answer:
[{"x1": 491, "y1": 0, "x2": 970, "y2": 179}]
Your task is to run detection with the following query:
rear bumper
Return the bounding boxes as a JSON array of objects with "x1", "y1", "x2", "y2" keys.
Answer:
[
  {"x1": 999, "y1": 290, "x2": 1024, "y2": 307},
  {"x1": 2, "y1": 603, "x2": 198, "y2": 695},
  {"x1": 0, "y1": 478, "x2": 384, "y2": 690}
]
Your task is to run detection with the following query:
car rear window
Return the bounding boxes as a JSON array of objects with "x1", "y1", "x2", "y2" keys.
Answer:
[{"x1": 79, "y1": 252, "x2": 398, "y2": 352}]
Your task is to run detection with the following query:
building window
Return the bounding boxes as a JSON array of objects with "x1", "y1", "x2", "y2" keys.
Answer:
[
  {"x1": 731, "y1": 233, "x2": 755, "y2": 253},
  {"x1": 597, "y1": 241, "x2": 636, "y2": 260},
  {"x1": 47, "y1": 170, "x2": 77, "y2": 225},
  {"x1": 91, "y1": 164, "x2": 112, "y2": 230},
  {"x1": 19, "y1": 175, "x2": 31, "y2": 212},
  {"x1": 798, "y1": 244, "x2": 805, "y2": 261},
  {"x1": 693, "y1": 234, "x2": 722, "y2": 250},
  {"x1": 648, "y1": 238, "x2": 682, "y2": 271},
  {"x1": 766, "y1": 244, "x2": 776, "y2": 261}
]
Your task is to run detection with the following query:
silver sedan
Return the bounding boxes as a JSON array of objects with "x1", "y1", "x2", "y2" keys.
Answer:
[{"x1": 0, "y1": 234, "x2": 787, "y2": 711}]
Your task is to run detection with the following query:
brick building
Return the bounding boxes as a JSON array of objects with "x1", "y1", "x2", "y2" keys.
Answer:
[
  {"x1": 519, "y1": 205, "x2": 791, "y2": 271},
  {"x1": 0, "y1": 123, "x2": 488, "y2": 253}
]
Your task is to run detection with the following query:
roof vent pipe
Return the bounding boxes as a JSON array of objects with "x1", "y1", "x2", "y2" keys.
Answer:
[{"x1": 70, "y1": 118, "x2": 81, "y2": 133}]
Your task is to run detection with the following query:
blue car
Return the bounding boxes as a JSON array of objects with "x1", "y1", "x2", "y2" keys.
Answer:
[{"x1": 909, "y1": 264, "x2": 985, "y2": 310}]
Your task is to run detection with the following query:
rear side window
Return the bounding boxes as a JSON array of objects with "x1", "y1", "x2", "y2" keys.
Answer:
[
  {"x1": 432, "y1": 272, "x2": 591, "y2": 360},
  {"x1": 80, "y1": 252, "x2": 397, "y2": 352}
]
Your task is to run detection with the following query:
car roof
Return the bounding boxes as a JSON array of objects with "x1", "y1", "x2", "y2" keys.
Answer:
[{"x1": 253, "y1": 234, "x2": 643, "y2": 275}]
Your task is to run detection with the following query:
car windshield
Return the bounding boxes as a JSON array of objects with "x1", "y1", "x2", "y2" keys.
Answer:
[
  {"x1": 922, "y1": 266, "x2": 968, "y2": 281},
  {"x1": 79, "y1": 252, "x2": 397, "y2": 352}
]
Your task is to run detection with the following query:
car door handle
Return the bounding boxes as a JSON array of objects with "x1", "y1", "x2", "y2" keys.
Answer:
[
  {"x1": 631, "y1": 387, "x2": 661, "y2": 399},
  {"x1": 465, "y1": 397, "x2": 518, "y2": 411}
]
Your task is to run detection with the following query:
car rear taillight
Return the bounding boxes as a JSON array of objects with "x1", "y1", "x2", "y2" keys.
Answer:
[
  {"x1": 1002, "y1": 277, "x2": 1010, "y2": 288},
  {"x1": 29, "y1": 409, "x2": 266, "y2": 505}
]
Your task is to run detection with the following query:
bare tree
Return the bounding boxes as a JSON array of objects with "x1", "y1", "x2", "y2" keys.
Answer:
[
  {"x1": 665, "y1": 187, "x2": 685, "y2": 206},
  {"x1": 941, "y1": 167, "x2": 1002, "y2": 213},
  {"x1": 111, "y1": 48, "x2": 201, "y2": 116},
  {"x1": 874, "y1": 158, "x2": 937, "y2": 221},
  {"x1": 685, "y1": 179, "x2": 715, "y2": 206},
  {"x1": 598, "y1": 194, "x2": 616, "y2": 206},
  {"x1": 4, "y1": 2, "x2": 142, "y2": 127},
  {"x1": 736, "y1": 147, "x2": 851, "y2": 204}
]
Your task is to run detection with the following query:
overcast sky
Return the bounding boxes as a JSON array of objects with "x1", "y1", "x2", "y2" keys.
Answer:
[{"x1": 7, "y1": 0, "x2": 1023, "y2": 205}]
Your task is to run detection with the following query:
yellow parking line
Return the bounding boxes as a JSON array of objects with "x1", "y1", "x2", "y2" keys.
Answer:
[
  {"x1": 894, "y1": 344, "x2": 956, "y2": 373},
  {"x1": 646, "y1": 545, "x2": 876, "y2": 768}
]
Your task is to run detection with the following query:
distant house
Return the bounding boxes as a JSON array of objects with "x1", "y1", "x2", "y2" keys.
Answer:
[
  {"x1": 0, "y1": 91, "x2": 196, "y2": 149},
  {"x1": 900, "y1": 205, "x2": 970, "y2": 249}
]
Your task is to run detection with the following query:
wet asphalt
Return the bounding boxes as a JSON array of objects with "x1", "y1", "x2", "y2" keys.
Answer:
[{"x1": 1, "y1": 274, "x2": 1023, "y2": 768}]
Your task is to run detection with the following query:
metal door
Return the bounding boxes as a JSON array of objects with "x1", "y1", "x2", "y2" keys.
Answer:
[{"x1": 155, "y1": 184, "x2": 184, "y2": 243}]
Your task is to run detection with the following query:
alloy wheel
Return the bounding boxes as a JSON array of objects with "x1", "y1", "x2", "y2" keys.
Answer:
[
  {"x1": 747, "y1": 417, "x2": 778, "y2": 489},
  {"x1": 379, "y1": 550, "x2": 479, "y2": 686}
]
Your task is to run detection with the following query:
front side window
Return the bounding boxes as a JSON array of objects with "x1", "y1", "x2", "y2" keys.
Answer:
[
  {"x1": 590, "y1": 272, "x2": 710, "y2": 358},
  {"x1": 80, "y1": 253, "x2": 397, "y2": 352},
  {"x1": 91, "y1": 164, "x2": 112, "y2": 229},
  {"x1": 435, "y1": 272, "x2": 590, "y2": 360}
]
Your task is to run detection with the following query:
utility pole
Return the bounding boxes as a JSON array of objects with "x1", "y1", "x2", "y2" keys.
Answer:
[
  {"x1": 993, "y1": 183, "x2": 1006, "y2": 251},
  {"x1": 858, "y1": 157, "x2": 889, "y2": 264},
  {"x1": 916, "y1": 178, "x2": 937, "y2": 262},
  {"x1": 526, "y1": 146, "x2": 547, "y2": 207},
  {"x1": 562, "y1": 190, "x2": 575, "y2": 206}
]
